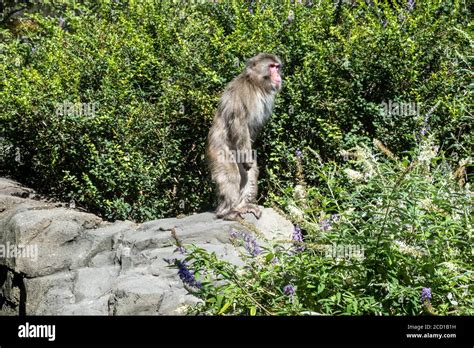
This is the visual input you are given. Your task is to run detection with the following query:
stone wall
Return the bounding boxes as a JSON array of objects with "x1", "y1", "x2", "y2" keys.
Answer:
[{"x1": 0, "y1": 178, "x2": 293, "y2": 315}]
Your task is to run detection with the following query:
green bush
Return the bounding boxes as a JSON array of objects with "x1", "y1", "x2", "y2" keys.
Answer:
[
  {"x1": 177, "y1": 138, "x2": 473, "y2": 315},
  {"x1": 0, "y1": 0, "x2": 472, "y2": 221}
]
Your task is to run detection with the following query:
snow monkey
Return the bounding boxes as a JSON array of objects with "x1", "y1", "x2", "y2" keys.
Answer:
[{"x1": 206, "y1": 53, "x2": 282, "y2": 220}]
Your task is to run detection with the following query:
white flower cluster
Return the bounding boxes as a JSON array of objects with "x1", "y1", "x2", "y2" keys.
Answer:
[
  {"x1": 440, "y1": 261, "x2": 458, "y2": 272},
  {"x1": 287, "y1": 204, "x2": 304, "y2": 219},
  {"x1": 344, "y1": 168, "x2": 364, "y2": 181},
  {"x1": 293, "y1": 184, "x2": 307, "y2": 201},
  {"x1": 342, "y1": 145, "x2": 378, "y2": 182},
  {"x1": 393, "y1": 240, "x2": 425, "y2": 258},
  {"x1": 417, "y1": 137, "x2": 439, "y2": 165}
]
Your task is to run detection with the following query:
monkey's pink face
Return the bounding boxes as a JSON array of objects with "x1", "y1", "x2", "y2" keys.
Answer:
[{"x1": 269, "y1": 63, "x2": 282, "y2": 90}]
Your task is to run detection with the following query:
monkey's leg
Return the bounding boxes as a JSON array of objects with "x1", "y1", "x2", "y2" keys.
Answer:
[
  {"x1": 236, "y1": 161, "x2": 262, "y2": 219},
  {"x1": 221, "y1": 210, "x2": 243, "y2": 221},
  {"x1": 214, "y1": 162, "x2": 242, "y2": 220},
  {"x1": 241, "y1": 203, "x2": 262, "y2": 219}
]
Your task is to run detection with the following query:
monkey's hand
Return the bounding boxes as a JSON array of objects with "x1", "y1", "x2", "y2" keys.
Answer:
[{"x1": 242, "y1": 161, "x2": 253, "y2": 171}]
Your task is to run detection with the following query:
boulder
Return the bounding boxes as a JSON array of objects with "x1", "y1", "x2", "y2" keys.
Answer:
[{"x1": 0, "y1": 177, "x2": 293, "y2": 315}]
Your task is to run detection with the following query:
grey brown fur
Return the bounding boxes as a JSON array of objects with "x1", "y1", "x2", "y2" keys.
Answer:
[{"x1": 206, "y1": 53, "x2": 282, "y2": 220}]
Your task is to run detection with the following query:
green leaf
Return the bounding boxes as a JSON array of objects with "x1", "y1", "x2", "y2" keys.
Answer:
[
  {"x1": 317, "y1": 283, "x2": 325, "y2": 294},
  {"x1": 218, "y1": 302, "x2": 231, "y2": 315},
  {"x1": 216, "y1": 294, "x2": 223, "y2": 309},
  {"x1": 265, "y1": 253, "x2": 274, "y2": 263}
]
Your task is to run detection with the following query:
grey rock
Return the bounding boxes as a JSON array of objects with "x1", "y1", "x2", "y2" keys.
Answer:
[
  {"x1": 62, "y1": 296, "x2": 110, "y2": 315},
  {"x1": 158, "y1": 288, "x2": 202, "y2": 315},
  {"x1": 192, "y1": 243, "x2": 245, "y2": 267},
  {"x1": 74, "y1": 266, "x2": 119, "y2": 300},
  {"x1": 1, "y1": 207, "x2": 103, "y2": 277},
  {"x1": 119, "y1": 247, "x2": 132, "y2": 273},
  {"x1": 123, "y1": 228, "x2": 173, "y2": 251},
  {"x1": 0, "y1": 267, "x2": 21, "y2": 315},
  {"x1": 108, "y1": 272, "x2": 166, "y2": 315},
  {"x1": 243, "y1": 207, "x2": 294, "y2": 241},
  {"x1": 0, "y1": 178, "x2": 34, "y2": 197},
  {"x1": 24, "y1": 271, "x2": 75, "y2": 315},
  {"x1": 0, "y1": 178, "x2": 293, "y2": 315}
]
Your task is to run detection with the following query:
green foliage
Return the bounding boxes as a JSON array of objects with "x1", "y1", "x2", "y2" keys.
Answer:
[
  {"x1": 180, "y1": 138, "x2": 473, "y2": 315},
  {"x1": 0, "y1": 0, "x2": 472, "y2": 221}
]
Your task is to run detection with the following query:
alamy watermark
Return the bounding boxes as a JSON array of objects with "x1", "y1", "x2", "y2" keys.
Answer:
[
  {"x1": 380, "y1": 100, "x2": 420, "y2": 118},
  {"x1": 0, "y1": 242, "x2": 38, "y2": 261},
  {"x1": 322, "y1": 244, "x2": 365, "y2": 260},
  {"x1": 55, "y1": 101, "x2": 98, "y2": 118},
  {"x1": 217, "y1": 149, "x2": 257, "y2": 164},
  {"x1": 18, "y1": 322, "x2": 55, "y2": 342}
]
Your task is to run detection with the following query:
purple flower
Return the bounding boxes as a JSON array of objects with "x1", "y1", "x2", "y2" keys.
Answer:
[
  {"x1": 232, "y1": 231, "x2": 262, "y2": 256},
  {"x1": 174, "y1": 246, "x2": 186, "y2": 254},
  {"x1": 283, "y1": 284, "x2": 295, "y2": 296},
  {"x1": 252, "y1": 240, "x2": 263, "y2": 255},
  {"x1": 248, "y1": 0, "x2": 255, "y2": 14},
  {"x1": 243, "y1": 233, "x2": 251, "y2": 243},
  {"x1": 319, "y1": 214, "x2": 340, "y2": 230},
  {"x1": 421, "y1": 287, "x2": 432, "y2": 303},
  {"x1": 293, "y1": 225, "x2": 303, "y2": 242},
  {"x1": 177, "y1": 260, "x2": 201, "y2": 288},
  {"x1": 419, "y1": 113, "x2": 431, "y2": 137},
  {"x1": 319, "y1": 218, "x2": 332, "y2": 231},
  {"x1": 271, "y1": 257, "x2": 279, "y2": 264},
  {"x1": 287, "y1": 10, "x2": 294, "y2": 23},
  {"x1": 407, "y1": 0, "x2": 415, "y2": 11},
  {"x1": 295, "y1": 149, "x2": 302, "y2": 158},
  {"x1": 420, "y1": 125, "x2": 430, "y2": 136},
  {"x1": 245, "y1": 236, "x2": 262, "y2": 256},
  {"x1": 292, "y1": 225, "x2": 304, "y2": 252}
]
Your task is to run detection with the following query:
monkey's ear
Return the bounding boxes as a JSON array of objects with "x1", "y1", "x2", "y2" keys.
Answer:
[
  {"x1": 247, "y1": 53, "x2": 265, "y2": 68},
  {"x1": 246, "y1": 56, "x2": 256, "y2": 68}
]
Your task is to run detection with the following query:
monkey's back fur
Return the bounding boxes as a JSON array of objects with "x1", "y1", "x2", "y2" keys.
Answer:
[{"x1": 206, "y1": 53, "x2": 282, "y2": 219}]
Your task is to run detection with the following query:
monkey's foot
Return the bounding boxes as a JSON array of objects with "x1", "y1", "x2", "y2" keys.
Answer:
[
  {"x1": 220, "y1": 210, "x2": 243, "y2": 221},
  {"x1": 243, "y1": 204, "x2": 262, "y2": 219}
]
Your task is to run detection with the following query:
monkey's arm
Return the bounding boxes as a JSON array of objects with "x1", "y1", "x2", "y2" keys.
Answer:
[
  {"x1": 229, "y1": 114, "x2": 253, "y2": 170},
  {"x1": 230, "y1": 117, "x2": 251, "y2": 150}
]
